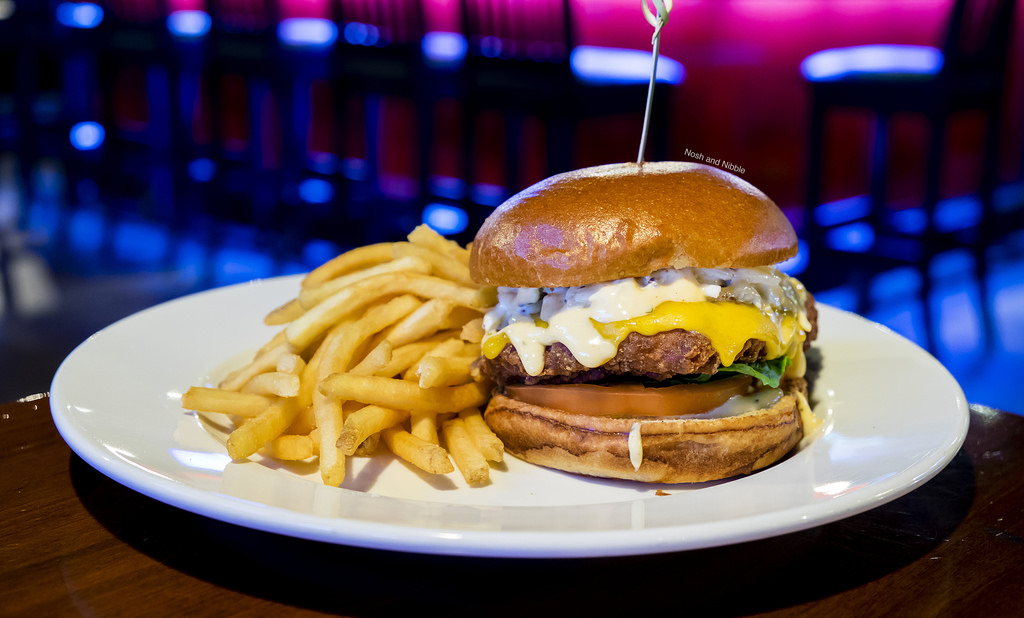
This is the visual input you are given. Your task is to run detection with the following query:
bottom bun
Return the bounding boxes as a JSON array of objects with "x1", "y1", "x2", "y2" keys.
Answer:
[{"x1": 483, "y1": 385, "x2": 805, "y2": 483}]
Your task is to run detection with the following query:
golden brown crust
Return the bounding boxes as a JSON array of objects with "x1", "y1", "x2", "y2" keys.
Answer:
[
  {"x1": 482, "y1": 385, "x2": 804, "y2": 483},
  {"x1": 469, "y1": 161, "x2": 798, "y2": 287}
]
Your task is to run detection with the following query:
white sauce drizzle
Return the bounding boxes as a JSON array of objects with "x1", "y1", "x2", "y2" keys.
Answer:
[{"x1": 628, "y1": 422, "x2": 643, "y2": 471}]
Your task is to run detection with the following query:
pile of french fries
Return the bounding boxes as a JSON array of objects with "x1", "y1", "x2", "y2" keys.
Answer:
[{"x1": 181, "y1": 225, "x2": 505, "y2": 486}]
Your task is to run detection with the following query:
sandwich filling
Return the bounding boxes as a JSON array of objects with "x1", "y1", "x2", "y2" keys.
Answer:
[{"x1": 481, "y1": 266, "x2": 813, "y2": 386}]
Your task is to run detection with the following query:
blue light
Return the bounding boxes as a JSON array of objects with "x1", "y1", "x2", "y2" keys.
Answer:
[
  {"x1": 423, "y1": 31, "x2": 467, "y2": 69},
  {"x1": 430, "y1": 175, "x2": 466, "y2": 200},
  {"x1": 825, "y1": 221, "x2": 875, "y2": 253},
  {"x1": 471, "y1": 183, "x2": 506, "y2": 207},
  {"x1": 889, "y1": 207, "x2": 927, "y2": 235},
  {"x1": 871, "y1": 267, "x2": 921, "y2": 302},
  {"x1": 801, "y1": 44, "x2": 943, "y2": 82},
  {"x1": 69, "y1": 121, "x2": 105, "y2": 151},
  {"x1": 422, "y1": 203, "x2": 469, "y2": 235},
  {"x1": 343, "y1": 22, "x2": 381, "y2": 46},
  {"x1": 935, "y1": 195, "x2": 982, "y2": 233},
  {"x1": 187, "y1": 158, "x2": 216, "y2": 183},
  {"x1": 68, "y1": 208, "x2": 105, "y2": 255},
  {"x1": 56, "y1": 2, "x2": 104, "y2": 29},
  {"x1": 814, "y1": 285, "x2": 860, "y2": 312},
  {"x1": 167, "y1": 10, "x2": 211, "y2": 38},
  {"x1": 114, "y1": 219, "x2": 169, "y2": 263},
  {"x1": 814, "y1": 195, "x2": 870, "y2": 227},
  {"x1": 570, "y1": 46, "x2": 685, "y2": 86},
  {"x1": 298, "y1": 178, "x2": 334, "y2": 204},
  {"x1": 278, "y1": 18, "x2": 338, "y2": 49},
  {"x1": 303, "y1": 238, "x2": 342, "y2": 268},
  {"x1": 214, "y1": 248, "x2": 275, "y2": 286},
  {"x1": 938, "y1": 289, "x2": 983, "y2": 356},
  {"x1": 479, "y1": 35, "x2": 503, "y2": 58},
  {"x1": 341, "y1": 158, "x2": 368, "y2": 181},
  {"x1": 930, "y1": 249, "x2": 974, "y2": 279}
]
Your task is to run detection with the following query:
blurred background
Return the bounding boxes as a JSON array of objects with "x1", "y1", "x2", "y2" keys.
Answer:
[{"x1": 1, "y1": 0, "x2": 1022, "y2": 411}]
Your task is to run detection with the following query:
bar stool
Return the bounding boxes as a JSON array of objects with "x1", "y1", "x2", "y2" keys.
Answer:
[
  {"x1": 328, "y1": 0, "x2": 431, "y2": 245},
  {"x1": 801, "y1": 0, "x2": 1017, "y2": 349}
]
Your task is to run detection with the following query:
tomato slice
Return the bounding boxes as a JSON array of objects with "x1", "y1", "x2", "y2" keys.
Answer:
[{"x1": 505, "y1": 375, "x2": 755, "y2": 418}]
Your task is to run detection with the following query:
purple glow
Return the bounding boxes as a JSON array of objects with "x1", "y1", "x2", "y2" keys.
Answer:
[
  {"x1": 570, "y1": 45, "x2": 684, "y2": 86},
  {"x1": 167, "y1": 10, "x2": 211, "y2": 38},
  {"x1": 278, "y1": 17, "x2": 338, "y2": 48},
  {"x1": 422, "y1": 31, "x2": 467, "y2": 68},
  {"x1": 801, "y1": 44, "x2": 943, "y2": 81}
]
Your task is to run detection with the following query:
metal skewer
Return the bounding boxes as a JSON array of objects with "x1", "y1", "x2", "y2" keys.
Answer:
[{"x1": 638, "y1": 0, "x2": 672, "y2": 165}]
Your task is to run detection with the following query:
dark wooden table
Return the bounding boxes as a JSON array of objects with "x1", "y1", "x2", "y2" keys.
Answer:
[{"x1": 3, "y1": 394, "x2": 1023, "y2": 617}]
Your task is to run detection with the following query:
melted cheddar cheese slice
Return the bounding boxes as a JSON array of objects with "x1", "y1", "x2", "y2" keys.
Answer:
[{"x1": 483, "y1": 299, "x2": 806, "y2": 376}]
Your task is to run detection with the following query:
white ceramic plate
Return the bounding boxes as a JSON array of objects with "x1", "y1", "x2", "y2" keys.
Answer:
[{"x1": 50, "y1": 275, "x2": 970, "y2": 558}]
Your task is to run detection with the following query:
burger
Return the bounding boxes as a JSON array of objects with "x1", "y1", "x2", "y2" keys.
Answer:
[{"x1": 469, "y1": 161, "x2": 819, "y2": 483}]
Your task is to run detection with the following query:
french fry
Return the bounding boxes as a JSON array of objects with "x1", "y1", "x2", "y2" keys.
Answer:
[
  {"x1": 392, "y1": 242, "x2": 475, "y2": 287},
  {"x1": 256, "y1": 329, "x2": 289, "y2": 357},
  {"x1": 348, "y1": 340, "x2": 392, "y2": 376},
  {"x1": 285, "y1": 272, "x2": 490, "y2": 351},
  {"x1": 240, "y1": 371, "x2": 300, "y2": 397},
  {"x1": 358, "y1": 332, "x2": 455, "y2": 379},
  {"x1": 441, "y1": 306, "x2": 483, "y2": 329},
  {"x1": 459, "y1": 408, "x2": 504, "y2": 462},
  {"x1": 312, "y1": 392, "x2": 346, "y2": 485},
  {"x1": 219, "y1": 342, "x2": 294, "y2": 391},
  {"x1": 181, "y1": 387, "x2": 275, "y2": 417},
  {"x1": 286, "y1": 404, "x2": 316, "y2": 435},
  {"x1": 407, "y1": 224, "x2": 471, "y2": 265},
  {"x1": 320, "y1": 374, "x2": 491, "y2": 415},
  {"x1": 353, "y1": 432, "x2": 381, "y2": 457},
  {"x1": 298, "y1": 255, "x2": 432, "y2": 309},
  {"x1": 337, "y1": 405, "x2": 410, "y2": 456},
  {"x1": 382, "y1": 425, "x2": 454, "y2": 474},
  {"x1": 409, "y1": 410, "x2": 439, "y2": 445},
  {"x1": 276, "y1": 353, "x2": 306, "y2": 375},
  {"x1": 417, "y1": 355, "x2": 475, "y2": 388},
  {"x1": 301, "y1": 242, "x2": 395, "y2": 288},
  {"x1": 460, "y1": 317, "x2": 485, "y2": 343},
  {"x1": 268, "y1": 434, "x2": 316, "y2": 460},
  {"x1": 381, "y1": 297, "x2": 457, "y2": 348},
  {"x1": 264, "y1": 298, "x2": 305, "y2": 326},
  {"x1": 297, "y1": 319, "x2": 350, "y2": 409},
  {"x1": 226, "y1": 400, "x2": 302, "y2": 460},
  {"x1": 309, "y1": 296, "x2": 421, "y2": 483},
  {"x1": 441, "y1": 416, "x2": 490, "y2": 485},
  {"x1": 316, "y1": 295, "x2": 422, "y2": 378},
  {"x1": 404, "y1": 338, "x2": 464, "y2": 381}
]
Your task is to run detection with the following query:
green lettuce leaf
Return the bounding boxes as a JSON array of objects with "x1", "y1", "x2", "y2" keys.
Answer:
[
  {"x1": 715, "y1": 356, "x2": 791, "y2": 388},
  {"x1": 617, "y1": 355, "x2": 792, "y2": 389}
]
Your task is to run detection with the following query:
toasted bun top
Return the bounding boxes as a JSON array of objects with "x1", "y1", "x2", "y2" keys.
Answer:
[{"x1": 470, "y1": 161, "x2": 798, "y2": 288}]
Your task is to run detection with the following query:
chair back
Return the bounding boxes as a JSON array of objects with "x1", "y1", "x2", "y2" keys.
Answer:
[
  {"x1": 941, "y1": 0, "x2": 1017, "y2": 77},
  {"x1": 461, "y1": 0, "x2": 572, "y2": 62}
]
